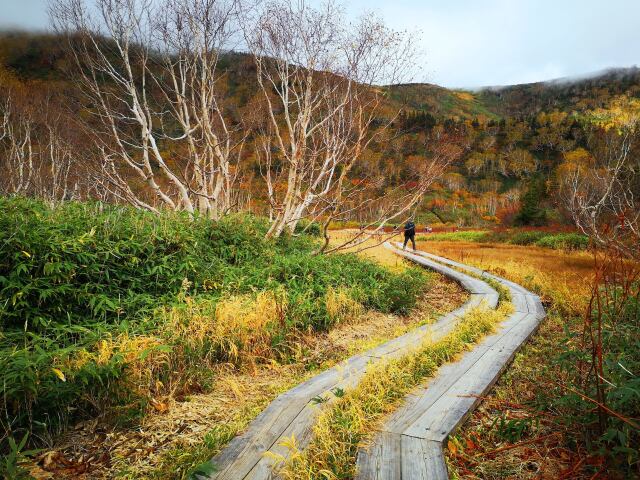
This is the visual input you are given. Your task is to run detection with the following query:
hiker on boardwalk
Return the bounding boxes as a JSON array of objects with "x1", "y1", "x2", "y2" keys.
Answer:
[{"x1": 403, "y1": 219, "x2": 416, "y2": 250}]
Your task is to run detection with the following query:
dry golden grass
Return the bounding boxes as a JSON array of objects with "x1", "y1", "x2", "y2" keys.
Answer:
[
  {"x1": 417, "y1": 240, "x2": 593, "y2": 316},
  {"x1": 161, "y1": 290, "x2": 286, "y2": 364},
  {"x1": 328, "y1": 229, "x2": 407, "y2": 271},
  {"x1": 276, "y1": 301, "x2": 513, "y2": 480},
  {"x1": 325, "y1": 287, "x2": 364, "y2": 324},
  {"x1": 62, "y1": 334, "x2": 171, "y2": 399}
]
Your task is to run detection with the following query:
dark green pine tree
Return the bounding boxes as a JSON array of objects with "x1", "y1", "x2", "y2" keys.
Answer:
[{"x1": 515, "y1": 177, "x2": 547, "y2": 226}]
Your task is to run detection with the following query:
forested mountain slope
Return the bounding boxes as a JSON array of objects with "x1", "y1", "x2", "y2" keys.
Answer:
[{"x1": 1, "y1": 31, "x2": 638, "y2": 227}]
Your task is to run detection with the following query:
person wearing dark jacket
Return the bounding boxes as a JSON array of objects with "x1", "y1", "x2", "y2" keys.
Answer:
[{"x1": 403, "y1": 220, "x2": 416, "y2": 250}]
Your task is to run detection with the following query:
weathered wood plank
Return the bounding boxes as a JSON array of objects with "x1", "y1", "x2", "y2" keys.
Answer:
[
  {"x1": 205, "y1": 244, "x2": 544, "y2": 480},
  {"x1": 353, "y1": 245, "x2": 547, "y2": 479},
  {"x1": 384, "y1": 342, "x2": 493, "y2": 435},
  {"x1": 420, "y1": 439, "x2": 448, "y2": 480},
  {"x1": 355, "y1": 438, "x2": 383, "y2": 480},
  {"x1": 510, "y1": 292, "x2": 529, "y2": 313},
  {"x1": 400, "y1": 435, "x2": 428, "y2": 480},
  {"x1": 245, "y1": 400, "x2": 324, "y2": 479},
  {"x1": 384, "y1": 311, "x2": 528, "y2": 436},
  {"x1": 206, "y1": 394, "x2": 309, "y2": 479},
  {"x1": 402, "y1": 313, "x2": 540, "y2": 442},
  {"x1": 355, "y1": 432, "x2": 401, "y2": 480},
  {"x1": 530, "y1": 296, "x2": 546, "y2": 319},
  {"x1": 388, "y1": 246, "x2": 498, "y2": 298}
]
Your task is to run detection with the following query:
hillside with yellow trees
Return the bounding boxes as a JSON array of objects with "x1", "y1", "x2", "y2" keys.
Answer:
[{"x1": 1, "y1": 31, "x2": 639, "y2": 228}]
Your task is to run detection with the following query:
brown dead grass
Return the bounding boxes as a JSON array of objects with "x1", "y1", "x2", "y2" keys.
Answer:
[
  {"x1": 30, "y1": 234, "x2": 466, "y2": 480},
  {"x1": 417, "y1": 240, "x2": 593, "y2": 316},
  {"x1": 417, "y1": 240, "x2": 594, "y2": 288}
]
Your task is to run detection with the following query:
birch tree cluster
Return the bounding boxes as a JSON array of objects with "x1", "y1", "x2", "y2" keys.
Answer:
[
  {"x1": 558, "y1": 123, "x2": 640, "y2": 258},
  {"x1": 28, "y1": 0, "x2": 453, "y2": 241},
  {"x1": 0, "y1": 75, "x2": 82, "y2": 201},
  {"x1": 0, "y1": 0, "x2": 453, "y2": 242}
]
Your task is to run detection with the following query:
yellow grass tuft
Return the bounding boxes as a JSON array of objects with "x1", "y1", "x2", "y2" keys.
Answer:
[
  {"x1": 161, "y1": 290, "x2": 287, "y2": 364},
  {"x1": 325, "y1": 287, "x2": 364, "y2": 324}
]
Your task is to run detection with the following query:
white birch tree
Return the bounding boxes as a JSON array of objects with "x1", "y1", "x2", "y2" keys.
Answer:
[
  {"x1": 50, "y1": 0, "x2": 247, "y2": 218},
  {"x1": 249, "y1": 0, "x2": 440, "y2": 241}
]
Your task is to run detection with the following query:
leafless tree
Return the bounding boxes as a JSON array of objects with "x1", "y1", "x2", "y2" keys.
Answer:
[
  {"x1": 0, "y1": 97, "x2": 35, "y2": 196},
  {"x1": 559, "y1": 124, "x2": 640, "y2": 258},
  {"x1": 249, "y1": 0, "x2": 442, "y2": 243},
  {"x1": 317, "y1": 135, "x2": 463, "y2": 254},
  {"x1": 0, "y1": 95, "x2": 78, "y2": 201},
  {"x1": 50, "y1": 0, "x2": 248, "y2": 218}
]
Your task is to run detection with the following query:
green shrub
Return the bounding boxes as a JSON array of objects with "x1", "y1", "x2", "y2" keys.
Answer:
[
  {"x1": 535, "y1": 233, "x2": 589, "y2": 250},
  {"x1": 507, "y1": 230, "x2": 548, "y2": 245},
  {"x1": 0, "y1": 197, "x2": 428, "y2": 445},
  {"x1": 431, "y1": 228, "x2": 590, "y2": 251},
  {"x1": 417, "y1": 230, "x2": 489, "y2": 242},
  {"x1": 294, "y1": 219, "x2": 322, "y2": 237},
  {"x1": 555, "y1": 292, "x2": 640, "y2": 472}
]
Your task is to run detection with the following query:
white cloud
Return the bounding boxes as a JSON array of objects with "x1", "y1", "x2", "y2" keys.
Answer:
[
  {"x1": 2, "y1": 0, "x2": 639, "y2": 88},
  {"x1": 337, "y1": 0, "x2": 640, "y2": 88}
]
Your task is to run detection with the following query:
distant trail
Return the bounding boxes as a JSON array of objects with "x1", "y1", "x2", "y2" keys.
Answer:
[
  {"x1": 354, "y1": 244, "x2": 545, "y2": 480},
  {"x1": 196, "y1": 243, "x2": 543, "y2": 480}
]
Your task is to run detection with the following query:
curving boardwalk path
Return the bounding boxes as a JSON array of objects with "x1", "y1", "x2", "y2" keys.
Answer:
[
  {"x1": 197, "y1": 243, "x2": 544, "y2": 480},
  {"x1": 355, "y1": 244, "x2": 545, "y2": 479}
]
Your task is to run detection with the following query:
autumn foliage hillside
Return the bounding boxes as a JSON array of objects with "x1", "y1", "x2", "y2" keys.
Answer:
[{"x1": 1, "y1": 31, "x2": 639, "y2": 227}]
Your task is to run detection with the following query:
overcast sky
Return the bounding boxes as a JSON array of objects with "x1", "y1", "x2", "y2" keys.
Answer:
[{"x1": 1, "y1": 0, "x2": 639, "y2": 88}]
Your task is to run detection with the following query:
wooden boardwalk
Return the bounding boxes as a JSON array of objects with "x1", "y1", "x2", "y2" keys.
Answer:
[
  {"x1": 354, "y1": 245, "x2": 545, "y2": 480},
  {"x1": 197, "y1": 243, "x2": 543, "y2": 480}
]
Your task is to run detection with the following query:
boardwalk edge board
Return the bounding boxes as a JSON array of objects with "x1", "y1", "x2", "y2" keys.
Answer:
[
  {"x1": 198, "y1": 242, "x2": 528, "y2": 480},
  {"x1": 354, "y1": 244, "x2": 546, "y2": 480}
]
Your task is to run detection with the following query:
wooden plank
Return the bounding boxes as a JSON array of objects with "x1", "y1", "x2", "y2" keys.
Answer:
[
  {"x1": 385, "y1": 311, "x2": 528, "y2": 436},
  {"x1": 461, "y1": 277, "x2": 496, "y2": 295},
  {"x1": 365, "y1": 329, "x2": 431, "y2": 359},
  {"x1": 284, "y1": 362, "x2": 345, "y2": 399},
  {"x1": 355, "y1": 437, "x2": 383, "y2": 480},
  {"x1": 207, "y1": 394, "x2": 310, "y2": 479},
  {"x1": 244, "y1": 400, "x2": 325, "y2": 479},
  {"x1": 530, "y1": 296, "x2": 546, "y2": 319},
  {"x1": 209, "y1": 357, "x2": 369, "y2": 479},
  {"x1": 388, "y1": 245, "x2": 498, "y2": 298},
  {"x1": 420, "y1": 439, "x2": 449, "y2": 480},
  {"x1": 378, "y1": 431, "x2": 402, "y2": 480},
  {"x1": 510, "y1": 293, "x2": 529, "y2": 313},
  {"x1": 216, "y1": 356, "x2": 381, "y2": 479},
  {"x1": 465, "y1": 293, "x2": 498, "y2": 309},
  {"x1": 402, "y1": 314, "x2": 540, "y2": 442},
  {"x1": 400, "y1": 435, "x2": 428, "y2": 480},
  {"x1": 525, "y1": 295, "x2": 546, "y2": 319},
  {"x1": 354, "y1": 432, "x2": 401, "y2": 480},
  {"x1": 383, "y1": 341, "x2": 493, "y2": 435},
  {"x1": 370, "y1": 314, "x2": 465, "y2": 361},
  {"x1": 414, "y1": 249, "x2": 532, "y2": 296},
  {"x1": 493, "y1": 277, "x2": 529, "y2": 295},
  {"x1": 208, "y1": 244, "x2": 545, "y2": 480}
]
